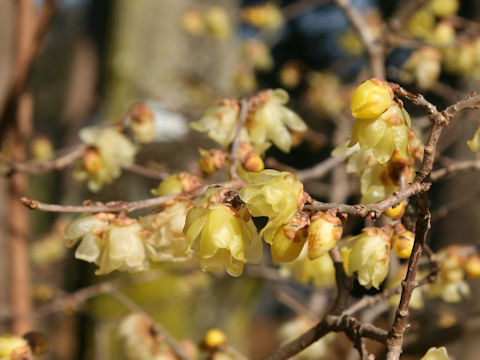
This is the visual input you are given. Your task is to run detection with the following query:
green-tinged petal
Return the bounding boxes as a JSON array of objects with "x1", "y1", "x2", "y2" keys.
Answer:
[
  {"x1": 74, "y1": 233, "x2": 101, "y2": 263},
  {"x1": 282, "y1": 108, "x2": 307, "y2": 132},
  {"x1": 392, "y1": 124, "x2": 409, "y2": 157},
  {"x1": 268, "y1": 118, "x2": 292, "y2": 152},
  {"x1": 64, "y1": 215, "x2": 99, "y2": 243},
  {"x1": 359, "y1": 118, "x2": 386, "y2": 149},
  {"x1": 373, "y1": 127, "x2": 395, "y2": 163},
  {"x1": 467, "y1": 127, "x2": 480, "y2": 152},
  {"x1": 348, "y1": 119, "x2": 361, "y2": 147},
  {"x1": 271, "y1": 227, "x2": 307, "y2": 262},
  {"x1": 272, "y1": 88, "x2": 290, "y2": 104},
  {"x1": 227, "y1": 257, "x2": 245, "y2": 277}
]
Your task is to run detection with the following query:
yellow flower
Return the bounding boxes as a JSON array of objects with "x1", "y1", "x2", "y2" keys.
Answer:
[
  {"x1": 204, "y1": 6, "x2": 232, "y2": 40},
  {"x1": 407, "y1": 8, "x2": 436, "y2": 39},
  {"x1": 239, "y1": 170, "x2": 305, "y2": 244},
  {"x1": 30, "y1": 135, "x2": 53, "y2": 161},
  {"x1": 198, "y1": 148, "x2": 226, "y2": 174},
  {"x1": 340, "y1": 228, "x2": 390, "y2": 289},
  {"x1": 350, "y1": 78, "x2": 393, "y2": 120},
  {"x1": 421, "y1": 346, "x2": 449, "y2": 360},
  {"x1": 241, "y1": 39, "x2": 273, "y2": 71},
  {"x1": 139, "y1": 200, "x2": 192, "y2": 262},
  {"x1": 384, "y1": 202, "x2": 406, "y2": 219},
  {"x1": 402, "y1": 47, "x2": 441, "y2": 90},
  {"x1": 387, "y1": 264, "x2": 425, "y2": 309},
  {"x1": 464, "y1": 254, "x2": 480, "y2": 278},
  {"x1": 349, "y1": 103, "x2": 411, "y2": 164},
  {"x1": 247, "y1": 89, "x2": 307, "y2": 153},
  {"x1": 270, "y1": 212, "x2": 309, "y2": 262},
  {"x1": 467, "y1": 126, "x2": 480, "y2": 152},
  {"x1": 73, "y1": 127, "x2": 137, "y2": 192},
  {"x1": 427, "y1": 247, "x2": 470, "y2": 302},
  {"x1": 307, "y1": 212, "x2": 344, "y2": 260},
  {"x1": 392, "y1": 228, "x2": 415, "y2": 259},
  {"x1": 64, "y1": 214, "x2": 154, "y2": 275},
  {"x1": 429, "y1": 0, "x2": 458, "y2": 17},
  {"x1": 151, "y1": 173, "x2": 203, "y2": 196},
  {"x1": 285, "y1": 249, "x2": 336, "y2": 288},
  {"x1": 0, "y1": 335, "x2": 30, "y2": 360},
  {"x1": 305, "y1": 72, "x2": 348, "y2": 118},
  {"x1": 184, "y1": 204, "x2": 262, "y2": 277},
  {"x1": 190, "y1": 100, "x2": 239, "y2": 147},
  {"x1": 203, "y1": 329, "x2": 227, "y2": 349},
  {"x1": 128, "y1": 102, "x2": 156, "y2": 143}
]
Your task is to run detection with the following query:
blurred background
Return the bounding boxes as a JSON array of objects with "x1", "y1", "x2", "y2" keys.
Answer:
[{"x1": 1, "y1": 0, "x2": 480, "y2": 359}]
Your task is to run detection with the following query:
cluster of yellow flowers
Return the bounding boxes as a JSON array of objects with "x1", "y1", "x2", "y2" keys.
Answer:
[
  {"x1": 184, "y1": 187, "x2": 263, "y2": 277},
  {"x1": 427, "y1": 245, "x2": 480, "y2": 303},
  {"x1": 73, "y1": 126, "x2": 137, "y2": 192},
  {"x1": 340, "y1": 225, "x2": 415, "y2": 289},
  {"x1": 349, "y1": 79, "x2": 410, "y2": 164},
  {"x1": 191, "y1": 89, "x2": 307, "y2": 155},
  {"x1": 405, "y1": 0, "x2": 480, "y2": 81},
  {"x1": 73, "y1": 103, "x2": 158, "y2": 192}
]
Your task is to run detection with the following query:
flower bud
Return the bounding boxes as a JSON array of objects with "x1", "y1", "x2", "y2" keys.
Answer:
[
  {"x1": 81, "y1": 147, "x2": 103, "y2": 175},
  {"x1": 242, "y1": 152, "x2": 264, "y2": 172},
  {"x1": 203, "y1": 329, "x2": 227, "y2": 350},
  {"x1": 199, "y1": 149, "x2": 226, "y2": 173},
  {"x1": 30, "y1": 135, "x2": 53, "y2": 161},
  {"x1": 152, "y1": 173, "x2": 203, "y2": 196},
  {"x1": 384, "y1": 202, "x2": 406, "y2": 219},
  {"x1": 307, "y1": 212, "x2": 343, "y2": 260},
  {"x1": 241, "y1": 39, "x2": 273, "y2": 71},
  {"x1": 271, "y1": 213, "x2": 308, "y2": 262},
  {"x1": 181, "y1": 9, "x2": 205, "y2": 36},
  {"x1": 340, "y1": 227, "x2": 390, "y2": 289},
  {"x1": 392, "y1": 229, "x2": 415, "y2": 259},
  {"x1": 129, "y1": 102, "x2": 155, "y2": 143},
  {"x1": 464, "y1": 255, "x2": 480, "y2": 278},
  {"x1": 279, "y1": 61, "x2": 302, "y2": 89},
  {"x1": 204, "y1": 6, "x2": 231, "y2": 40},
  {"x1": 350, "y1": 78, "x2": 393, "y2": 120},
  {"x1": 430, "y1": 0, "x2": 458, "y2": 17}
]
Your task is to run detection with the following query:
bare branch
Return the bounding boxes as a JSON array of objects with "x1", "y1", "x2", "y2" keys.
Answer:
[
  {"x1": 333, "y1": 0, "x2": 385, "y2": 78},
  {"x1": 229, "y1": 98, "x2": 250, "y2": 180},
  {"x1": 385, "y1": 192, "x2": 430, "y2": 359}
]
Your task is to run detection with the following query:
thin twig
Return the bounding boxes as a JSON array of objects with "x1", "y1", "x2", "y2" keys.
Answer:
[
  {"x1": 385, "y1": 192, "x2": 430, "y2": 360},
  {"x1": 334, "y1": 0, "x2": 385, "y2": 78},
  {"x1": 0, "y1": 145, "x2": 84, "y2": 175},
  {"x1": 229, "y1": 98, "x2": 250, "y2": 180}
]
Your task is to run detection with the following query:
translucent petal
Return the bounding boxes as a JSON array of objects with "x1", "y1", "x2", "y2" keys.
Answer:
[
  {"x1": 271, "y1": 227, "x2": 306, "y2": 262},
  {"x1": 268, "y1": 119, "x2": 292, "y2": 153},
  {"x1": 75, "y1": 233, "x2": 101, "y2": 263},
  {"x1": 359, "y1": 118, "x2": 386, "y2": 149},
  {"x1": 373, "y1": 127, "x2": 395, "y2": 164},
  {"x1": 282, "y1": 108, "x2": 307, "y2": 132},
  {"x1": 64, "y1": 215, "x2": 99, "y2": 243},
  {"x1": 392, "y1": 125, "x2": 409, "y2": 158}
]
